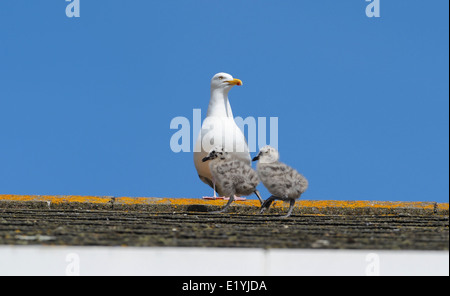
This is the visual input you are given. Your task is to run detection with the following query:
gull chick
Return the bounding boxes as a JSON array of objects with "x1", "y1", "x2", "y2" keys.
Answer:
[
  {"x1": 253, "y1": 146, "x2": 308, "y2": 218},
  {"x1": 202, "y1": 146, "x2": 260, "y2": 213}
]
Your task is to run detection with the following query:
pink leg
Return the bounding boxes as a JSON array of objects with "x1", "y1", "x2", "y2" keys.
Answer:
[
  {"x1": 203, "y1": 195, "x2": 247, "y2": 201},
  {"x1": 202, "y1": 179, "x2": 246, "y2": 201}
]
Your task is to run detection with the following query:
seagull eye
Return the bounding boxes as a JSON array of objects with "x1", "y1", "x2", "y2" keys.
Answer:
[{"x1": 218, "y1": 76, "x2": 224, "y2": 80}]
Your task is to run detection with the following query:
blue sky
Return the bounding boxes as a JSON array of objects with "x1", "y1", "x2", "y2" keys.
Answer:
[{"x1": 0, "y1": 1, "x2": 448, "y2": 202}]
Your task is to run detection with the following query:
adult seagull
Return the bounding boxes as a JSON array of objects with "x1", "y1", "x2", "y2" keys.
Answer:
[{"x1": 193, "y1": 72, "x2": 263, "y2": 203}]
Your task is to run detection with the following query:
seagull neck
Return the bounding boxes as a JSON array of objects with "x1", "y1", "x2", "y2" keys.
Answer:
[{"x1": 206, "y1": 89, "x2": 234, "y2": 118}]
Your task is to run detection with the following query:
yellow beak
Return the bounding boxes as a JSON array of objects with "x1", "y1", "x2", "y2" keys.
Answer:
[{"x1": 226, "y1": 78, "x2": 243, "y2": 86}]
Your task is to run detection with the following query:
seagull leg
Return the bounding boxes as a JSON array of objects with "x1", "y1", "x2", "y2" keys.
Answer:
[
  {"x1": 259, "y1": 195, "x2": 277, "y2": 214},
  {"x1": 201, "y1": 178, "x2": 245, "y2": 201},
  {"x1": 253, "y1": 190, "x2": 264, "y2": 206},
  {"x1": 281, "y1": 199, "x2": 296, "y2": 218},
  {"x1": 200, "y1": 176, "x2": 222, "y2": 200},
  {"x1": 201, "y1": 177, "x2": 227, "y2": 200},
  {"x1": 211, "y1": 195, "x2": 235, "y2": 213}
]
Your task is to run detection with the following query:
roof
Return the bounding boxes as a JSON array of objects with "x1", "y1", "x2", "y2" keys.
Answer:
[{"x1": 0, "y1": 195, "x2": 448, "y2": 250}]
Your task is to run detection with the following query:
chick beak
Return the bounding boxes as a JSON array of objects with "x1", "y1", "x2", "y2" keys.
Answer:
[
  {"x1": 202, "y1": 156, "x2": 210, "y2": 162},
  {"x1": 252, "y1": 155, "x2": 260, "y2": 162}
]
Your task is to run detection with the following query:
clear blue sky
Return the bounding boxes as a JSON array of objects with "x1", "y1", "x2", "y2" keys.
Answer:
[{"x1": 0, "y1": 1, "x2": 448, "y2": 202}]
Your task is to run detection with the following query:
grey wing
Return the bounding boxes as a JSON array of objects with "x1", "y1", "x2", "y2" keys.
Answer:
[
  {"x1": 233, "y1": 163, "x2": 259, "y2": 195},
  {"x1": 292, "y1": 170, "x2": 309, "y2": 194},
  {"x1": 214, "y1": 160, "x2": 258, "y2": 196},
  {"x1": 211, "y1": 161, "x2": 238, "y2": 196},
  {"x1": 258, "y1": 163, "x2": 297, "y2": 198},
  {"x1": 285, "y1": 167, "x2": 309, "y2": 197}
]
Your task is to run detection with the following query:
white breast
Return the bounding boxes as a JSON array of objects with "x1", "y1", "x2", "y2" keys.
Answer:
[{"x1": 194, "y1": 116, "x2": 251, "y2": 182}]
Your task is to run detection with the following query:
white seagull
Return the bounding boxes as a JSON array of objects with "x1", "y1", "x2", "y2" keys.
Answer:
[{"x1": 193, "y1": 72, "x2": 262, "y2": 203}]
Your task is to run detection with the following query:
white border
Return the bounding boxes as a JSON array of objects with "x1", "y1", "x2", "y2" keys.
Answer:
[{"x1": 0, "y1": 246, "x2": 448, "y2": 276}]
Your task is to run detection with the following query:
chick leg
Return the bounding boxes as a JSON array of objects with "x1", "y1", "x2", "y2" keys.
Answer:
[
  {"x1": 259, "y1": 195, "x2": 277, "y2": 214},
  {"x1": 281, "y1": 199, "x2": 296, "y2": 218},
  {"x1": 211, "y1": 195, "x2": 235, "y2": 213}
]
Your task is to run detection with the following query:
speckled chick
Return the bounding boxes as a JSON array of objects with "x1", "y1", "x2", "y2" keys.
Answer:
[
  {"x1": 253, "y1": 146, "x2": 308, "y2": 218},
  {"x1": 202, "y1": 146, "x2": 260, "y2": 213}
]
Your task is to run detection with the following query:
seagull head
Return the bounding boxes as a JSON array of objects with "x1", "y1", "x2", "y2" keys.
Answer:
[
  {"x1": 202, "y1": 146, "x2": 228, "y2": 162},
  {"x1": 210, "y1": 72, "x2": 243, "y2": 91},
  {"x1": 252, "y1": 146, "x2": 280, "y2": 163}
]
